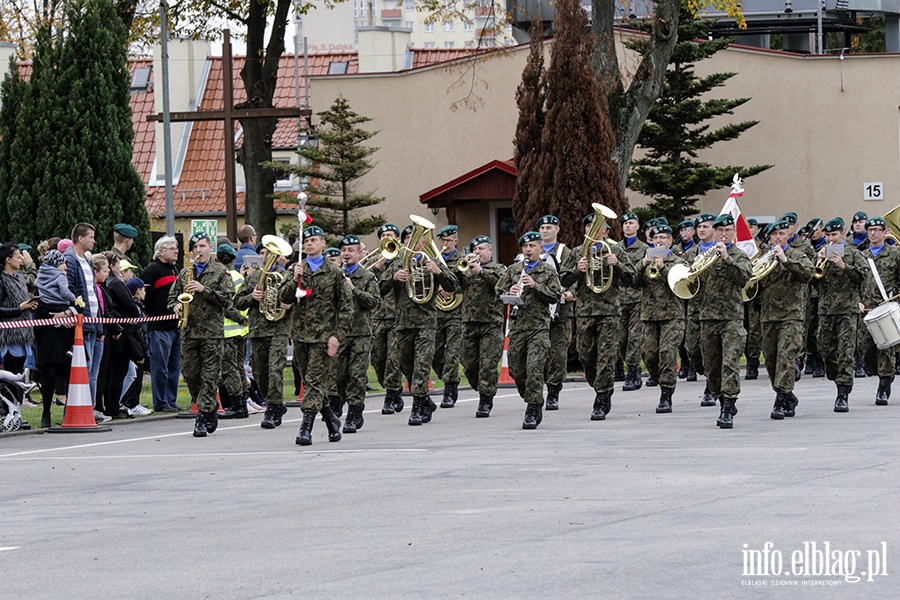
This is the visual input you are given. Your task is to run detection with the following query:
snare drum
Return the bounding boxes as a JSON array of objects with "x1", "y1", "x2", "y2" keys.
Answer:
[{"x1": 864, "y1": 301, "x2": 900, "y2": 350}]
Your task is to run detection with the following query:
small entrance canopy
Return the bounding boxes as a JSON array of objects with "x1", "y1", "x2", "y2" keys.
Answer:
[{"x1": 419, "y1": 159, "x2": 517, "y2": 223}]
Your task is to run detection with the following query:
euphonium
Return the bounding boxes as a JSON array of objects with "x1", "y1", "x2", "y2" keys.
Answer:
[
  {"x1": 258, "y1": 234, "x2": 293, "y2": 321},
  {"x1": 177, "y1": 258, "x2": 195, "y2": 329},
  {"x1": 403, "y1": 215, "x2": 443, "y2": 304},
  {"x1": 360, "y1": 237, "x2": 401, "y2": 270},
  {"x1": 582, "y1": 203, "x2": 618, "y2": 293},
  {"x1": 667, "y1": 246, "x2": 720, "y2": 299},
  {"x1": 435, "y1": 240, "x2": 464, "y2": 312},
  {"x1": 741, "y1": 249, "x2": 779, "y2": 301}
]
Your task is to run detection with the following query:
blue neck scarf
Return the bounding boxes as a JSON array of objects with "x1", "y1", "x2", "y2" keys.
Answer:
[
  {"x1": 854, "y1": 232, "x2": 867, "y2": 245},
  {"x1": 525, "y1": 260, "x2": 539, "y2": 274},
  {"x1": 699, "y1": 240, "x2": 716, "y2": 252},
  {"x1": 194, "y1": 261, "x2": 208, "y2": 275},
  {"x1": 871, "y1": 244, "x2": 885, "y2": 258},
  {"x1": 813, "y1": 237, "x2": 826, "y2": 251},
  {"x1": 441, "y1": 251, "x2": 454, "y2": 260},
  {"x1": 542, "y1": 243, "x2": 555, "y2": 254},
  {"x1": 682, "y1": 239, "x2": 694, "y2": 252},
  {"x1": 781, "y1": 244, "x2": 789, "y2": 253},
  {"x1": 625, "y1": 236, "x2": 637, "y2": 248},
  {"x1": 346, "y1": 263, "x2": 359, "y2": 275},
  {"x1": 306, "y1": 255, "x2": 325, "y2": 273}
]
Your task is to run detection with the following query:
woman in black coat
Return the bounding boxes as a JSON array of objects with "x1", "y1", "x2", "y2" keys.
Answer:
[{"x1": 95, "y1": 252, "x2": 135, "y2": 418}]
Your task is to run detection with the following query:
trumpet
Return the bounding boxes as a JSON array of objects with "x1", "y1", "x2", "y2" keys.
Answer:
[
  {"x1": 360, "y1": 237, "x2": 401, "y2": 270},
  {"x1": 457, "y1": 254, "x2": 480, "y2": 273},
  {"x1": 177, "y1": 258, "x2": 195, "y2": 329},
  {"x1": 812, "y1": 254, "x2": 829, "y2": 279}
]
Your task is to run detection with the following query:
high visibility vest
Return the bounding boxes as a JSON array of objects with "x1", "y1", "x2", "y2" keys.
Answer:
[{"x1": 223, "y1": 269, "x2": 249, "y2": 338}]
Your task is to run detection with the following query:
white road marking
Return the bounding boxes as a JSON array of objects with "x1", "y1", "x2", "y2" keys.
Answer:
[{"x1": 0, "y1": 547, "x2": 20, "y2": 552}]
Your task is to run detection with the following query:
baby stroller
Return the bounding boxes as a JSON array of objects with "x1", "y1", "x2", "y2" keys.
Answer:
[{"x1": 0, "y1": 370, "x2": 36, "y2": 432}]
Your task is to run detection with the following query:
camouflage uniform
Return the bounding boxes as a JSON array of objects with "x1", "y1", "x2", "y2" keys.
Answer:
[
  {"x1": 672, "y1": 239, "x2": 696, "y2": 375},
  {"x1": 816, "y1": 244, "x2": 866, "y2": 386},
  {"x1": 696, "y1": 245, "x2": 753, "y2": 402},
  {"x1": 233, "y1": 268, "x2": 291, "y2": 406},
  {"x1": 683, "y1": 243, "x2": 714, "y2": 376},
  {"x1": 370, "y1": 260, "x2": 402, "y2": 392},
  {"x1": 636, "y1": 253, "x2": 686, "y2": 389},
  {"x1": 459, "y1": 260, "x2": 506, "y2": 397},
  {"x1": 618, "y1": 237, "x2": 648, "y2": 368},
  {"x1": 433, "y1": 248, "x2": 463, "y2": 387},
  {"x1": 167, "y1": 260, "x2": 234, "y2": 413},
  {"x1": 335, "y1": 264, "x2": 379, "y2": 407},
  {"x1": 858, "y1": 244, "x2": 900, "y2": 377},
  {"x1": 496, "y1": 260, "x2": 561, "y2": 404},
  {"x1": 280, "y1": 259, "x2": 352, "y2": 412},
  {"x1": 541, "y1": 242, "x2": 574, "y2": 389},
  {"x1": 759, "y1": 245, "x2": 814, "y2": 394},
  {"x1": 220, "y1": 268, "x2": 248, "y2": 400},
  {"x1": 806, "y1": 237, "x2": 827, "y2": 368},
  {"x1": 109, "y1": 247, "x2": 139, "y2": 272}
]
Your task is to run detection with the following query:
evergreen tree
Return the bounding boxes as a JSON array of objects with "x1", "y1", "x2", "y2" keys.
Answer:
[
  {"x1": 533, "y1": 0, "x2": 623, "y2": 248},
  {"x1": 0, "y1": 56, "x2": 27, "y2": 241},
  {"x1": 281, "y1": 94, "x2": 386, "y2": 242},
  {"x1": 628, "y1": 11, "x2": 772, "y2": 224},
  {"x1": 512, "y1": 18, "x2": 546, "y2": 237}
]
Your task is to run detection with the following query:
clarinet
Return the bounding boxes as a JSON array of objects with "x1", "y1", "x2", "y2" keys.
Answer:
[{"x1": 509, "y1": 256, "x2": 528, "y2": 320}]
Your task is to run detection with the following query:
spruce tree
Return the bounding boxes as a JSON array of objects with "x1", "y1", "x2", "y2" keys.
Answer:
[
  {"x1": 628, "y1": 11, "x2": 772, "y2": 224},
  {"x1": 512, "y1": 18, "x2": 546, "y2": 237},
  {"x1": 534, "y1": 0, "x2": 623, "y2": 248},
  {"x1": 0, "y1": 56, "x2": 27, "y2": 242},
  {"x1": 281, "y1": 94, "x2": 386, "y2": 242}
]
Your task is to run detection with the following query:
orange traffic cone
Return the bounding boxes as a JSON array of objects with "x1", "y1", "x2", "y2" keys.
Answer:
[
  {"x1": 498, "y1": 314, "x2": 515, "y2": 388},
  {"x1": 177, "y1": 394, "x2": 225, "y2": 419},
  {"x1": 285, "y1": 383, "x2": 304, "y2": 407},
  {"x1": 49, "y1": 315, "x2": 110, "y2": 433}
]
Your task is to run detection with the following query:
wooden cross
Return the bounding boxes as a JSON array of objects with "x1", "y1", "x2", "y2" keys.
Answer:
[{"x1": 148, "y1": 30, "x2": 311, "y2": 240}]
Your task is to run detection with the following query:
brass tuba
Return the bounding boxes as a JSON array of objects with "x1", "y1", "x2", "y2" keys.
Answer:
[
  {"x1": 177, "y1": 258, "x2": 195, "y2": 329},
  {"x1": 403, "y1": 215, "x2": 445, "y2": 304},
  {"x1": 667, "y1": 246, "x2": 720, "y2": 299},
  {"x1": 741, "y1": 249, "x2": 779, "y2": 301},
  {"x1": 258, "y1": 235, "x2": 293, "y2": 321},
  {"x1": 582, "y1": 203, "x2": 618, "y2": 293}
]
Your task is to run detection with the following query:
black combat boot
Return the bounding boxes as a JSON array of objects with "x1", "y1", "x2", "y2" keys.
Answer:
[
  {"x1": 622, "y1": 364, "x2": 642, "y2": 391},
  {"x1": 535, "y1": 403, "x2": 543, "y2": 426},
  {"x1": 794, "y1": 358, "x2": 802, "y2": 381},
  {"x1": 391, "y1": 389, "x2": 405, "y2": 413},
  {"x1": 646, "y1": 376, "x2": 658, "y2": 387},
  {"x1": 219, "y1": 394, "x2": 243, "y2": 419},
  {"x1": 343, "y1": 404, "x2": 361, "y2": 433},
  {"x1": 441, "y1": 382, "x2": 459, "y2": 408},
  {"x1": 260, "y1": 402, "x2": 287, "y2": 429},
  {"x1": 408, "y1": 396, "x2": 426, "y2": 426},
  {"x1": 656, "y1": 387, "x2": 673, "y2": 414},
  {"x1": 614, "y1": 360, "x2": 626, "y2": 383},
  {"x1": 203, "y1": 410, "x2": 218, "y2": 434},
  {"x1": 320, "y1": 405, "x2": 342, "y2": 442},
  {"x1": 601, "y1": 389, "x2": 612, "y2": 416},
  {"x1": 677, "y1": 364, "x2": 688, "y2": 380},
  {"x1": 770, "y1": 391, "x2": 786, "y2": 420},
  {"x1": 40, "y1": 397, "x2": 51, "y2": 429},
  {"x1": 804, "y1": 356, "x2": 814, "y2": 375},
  {"x1": 475, "y1": 393, "x2": 493, "y2": 418},
  {"x1": 876, "y1": 376, "x2": 891, "y2": 406},
  {"x1": 421, "y1": 396, "x2": 437, "y2": 423},
  {"x1": 784, "y1": 391, "x2": 799, "y2": 417},
  {"x1": 295, "y1": 411, "x2": 315, "y2": 446},
  {"x1": 686, "y1": 363, "x2": 697, "y2": 382},
  {"x1": 590, "y1": 392, "x2": 606, "y2": 421},
  {"x1": 812, "y1": 354, "x2": 825, "y2": 378},
  {"x1": 381, "y1": 390, "x2": 396, "y2": 415},
  {"x1": 522, "y1": 404, "x2": 540, "y2": 429},
  {"x1": 896, "y1": 353, "x2": 900, "y2": 376},
  {"x1": 854, "y1": 354, "x2": 867, "y2": 378},
  {"x1": 700, "y1": 384, "x2": 716, "y2": 407},
  {"x1": 745, "y1": 358, "x2": 759, "y2": 380},
  {"x1": 545, "y1": 382, "x2": 562, "y2": 411},
  {"x1": 329, "y1": 395, "x2": 344, "y2": 418},
  {"x1": 834, "y1": 384, "x2": 851, "y2": 412},
  {"x1": 193, "y1": 412, "x2": 208, "y2": 438},
  {"x1": 719, "y1": 398, "x2": 736, "y2": 429}
]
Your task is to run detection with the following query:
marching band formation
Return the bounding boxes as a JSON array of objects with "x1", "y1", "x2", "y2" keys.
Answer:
[{"x1": 174, "y1": 198, "x2": 900, "y2": 443}]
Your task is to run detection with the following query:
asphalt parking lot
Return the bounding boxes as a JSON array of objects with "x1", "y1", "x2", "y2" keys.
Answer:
[{"x1": 2, "y1": 373, "x2": 898, "y2": 599}]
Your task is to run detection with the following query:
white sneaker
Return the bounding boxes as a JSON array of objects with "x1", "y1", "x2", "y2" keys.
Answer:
[
  {"x1": 246, "y1": 401, "x2": 262, "y2": 414},
  {"x1": 93, "y1": 410, "x2": 112, "y2": 423},
  {"x1": 128, "y1": 404, "x2": 153, "y2": 416}
]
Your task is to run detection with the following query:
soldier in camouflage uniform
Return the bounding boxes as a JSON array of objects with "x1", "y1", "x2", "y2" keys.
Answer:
[
  {"x1": 459, "y1": 235, "x2": 506, "y2": 418},
  {"x1": 563, "y1": 212, "x2": 634, "y2": 420},
  {"x1": 779, "y1": 211, "x2": 816, "y2": 380},
  {"x1": 617, "y1": 211, "x2": 648, "y2": 391},
  {"x1": 380, "y1": 221, "x2": 458, "y2": 426},
  {"x1": 433, "y1": 225, "x2": 464, "y2": 408},
  {"x1": 233, "y1": 245, "x2": 291, "y2": 429},
  {"x1": 635, "y1": 225, "x2": 686, "y2": 413},
  {"x1": 216, "y1": 244, "x2": 250, "y2": 420},
  {"x1": 672, "y1": 219, "x2": 697, "y2": 381},
  {"x1": 847, "y1": 211, "x2": 871, "y2": 377},
  {"x1": 804, "y1": 219, "x2": 827, "y2": 377},
  {"x1": 695, "y1": 214, "x2": 753, "y2": 429},
  {"x1": 280, "y1": 226, "x2": 352, "y2": 446},
  {"x1": 536, "y1": 215, "x2": 575, "y2": 410},
  {"x1": 496, "y1": 232, "x2": 562, "y2": 429},
  {"x1": 683, "y1": 213, "x2": 718, "y2": 406},
  {"x1": 858, "y1": 216, "x2": 900, "y2": 405},
  {"x1": 167, "y1": 232, "x2": 235, "y2": 438},
  {"x1": 743, "y1": 219, "x2": 762, "y2": 381},
  {"x1": 369, "y1": 224, "x2": 405, "y2": 415},
  {"x1": 332, "y1": 235, "x2": 380, "y2": 433},
  {"x1": 815, "y1": 217, "x2": 866, "y2": 412},
  {"x1": 109, "y1": 223, "x2": 140, "y2": 272},
  {"x1": 757, "y1": 220, "x2": 814, "y2": 419}
]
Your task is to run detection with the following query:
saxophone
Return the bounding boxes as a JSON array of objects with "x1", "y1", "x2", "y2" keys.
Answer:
[{"x1": 177, "y1": 258, "x2": 195, "y2": 329}]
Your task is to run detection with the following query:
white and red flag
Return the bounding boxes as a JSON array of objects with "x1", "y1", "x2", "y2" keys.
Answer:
[{"x1": 719, "y1": 174, "x2": 759, "y2": 259}]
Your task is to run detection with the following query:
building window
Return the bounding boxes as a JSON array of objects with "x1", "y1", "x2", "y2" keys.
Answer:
[
  {"x1": 443, "y1": 20, "x2": 454, "y2": 31},
  {"x1": 130, "y1": 66, "x2": 152, "y2": 92},
  {"x1": 404, "y1": 0, "x2": 414, "y2": 9},
  {"x1": 464, "y1": 40, "x2": 476, "y2": 47},
  {"x1": 405, "y1": 21, "x2": 414, "y2": 30},
  {"x1": 445, "y1": 41, "x2": 455, "y2": 48},
  {"x1": 424, "y1": 22, "x2": 435, "y2": 32},
  {"x1": 425, "y1": 42, "x2": 436, "y2": 48},
  {"x1": 464, "y1": 21, "x2": 473, "y2": 32}
]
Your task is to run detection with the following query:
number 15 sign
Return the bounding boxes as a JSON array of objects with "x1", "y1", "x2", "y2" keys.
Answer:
[{"x1": 864, "y1": 182, "x2": 884, "y2": 201}]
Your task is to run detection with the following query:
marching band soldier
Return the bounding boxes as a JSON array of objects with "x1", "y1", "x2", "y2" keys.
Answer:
[
  {"x1": 167, "y1": 232, "x2": 235, "y2": 438},
  {"x1": 216, "y1": 243, "x2": 250, "y2": 420},
  {"x1": 696, "y1": 214, "x2": 753, "y2": 429},
  {"x1": 280, "y1": 225, "x2": 352, "y2": 445},
  {"x1": 536, "y1": 215, "x2": 575, "y2": 411},
  {"x1": 333, "y1": 235, "x2": 380, "y2": 433},
  {"x1": 816, "y1": 218, "x2": 866, "y2": 412},
  {"x1": 780, "y1": 211, "x2": 815, "y2": 380},
  {"x1": 684, "y1": 213, "x2": 717, "y2": 405},
  {"x1": 458, "y1": 235, "x2": 507, "y2": 418},
  {"x1": 672, "y1": 219, "x2": 696, "y2": 257},
  {"x1": 858, "y1": 216, "x2": 900, "y2": 405},
  {"x1": 566, "y1": 212, "x2": 634, "y2": 421},
  {"x1": 673, "y1": 219, "x2": 696, "y2": 381},
  {"x1": 847, "y1": 211, "x2": 869, "y2": 250},
  {"x1": 757, "y1": 220, "x2": 814, "y2": 419},
  {"x1": 743, "y1": 219, "x2": 763, "y2": 381},
  {"x1": 370, "y1": 224, "x2": 405, "y2": 415},
  {"x1": 635, "y1": 224, "x2": 685, "y2": 414},
  {"x1": 496, "y1": 231, "x2": 562, "y2": 429},
  {"x1": 804, "y1": 218, "x2": 827, "y2": 377},
  {"x1": 618, "y1": 211, "x2": 647, "y2": 392},
  {"x1": 434, "y1": 225, "x2": 464, "y2": 408},
  {"x1": 380, "y1": 222, "x2": 458, "y2": 426}
]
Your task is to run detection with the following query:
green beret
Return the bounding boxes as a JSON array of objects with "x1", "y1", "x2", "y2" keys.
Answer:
[
  {"x1": 823, "y1": 217, "x2": 845, "y2": 233},
  {"x1": 188, "y1": 231, "x2": 210, "y2": 251},
  {"x1": 16, "y1": 243, "x2": 32, "y2": 252},
  {"x1": 303, "y1": 226, "x2": 325, "y2": 240},
  {"x1": 747, "y1": 218, "x2": 758, "y2": 227},
  {"x1": 338, "y1": 234, "x2": 362, "y2": 248},
  {"x1": 323, "y1": 247, "x2": 340, "y2": 258},
  {"x1": 519, "y1": 231, "x2": 541, "y2": 246},
  {"x1": 255, "y1": 242, "x2": 265, "y2": 253},
  {"x1": 401, "y1": 225, "x2": 414, "y2": 241},
  {"x1": 852, "y1": 211, "x2": 868, "y2": 222},
  {"x1": 805, "y1": 218, "x2": 823, "y2": 230},
  {"x1": 866, "y1": 216, "x2": 887, "y2": 229},
  {"x1": 378, "y1": 224, "x2": 400, "y2": 238},
  {"x1": 216, "y1": 243, "x2": 236, "y2": 257},
  {"x1": 470, "y1": 235, "x2": 492, "y2": 249},
  {"x1": 769, "y1": 219, "x2": 791, "y2": 231},
  {"x1": 714, "y1": 214, "x2": 735, "y2": 228},
  {"x1": 582, "y1": 213, "x2": 595, "y2": 227},
  {"x1": 677, "y1": 219, "x2": 695, "y2": 230},
  {"x1": 536, "y1": 215, "x2": 560, "y2": 227},
  {"x1": 696, "y1": 213, "x2": 716, "y2": 225},
  {"x1": 646, "y1": 217, "x2": 668, "y2": 227},
  {"x1": 620, "y1": 212, "x2": 639, "y2": 225},
  {"x1": 650, "y1": 225, "x2": 673, "y2": 237},
  {"x1": 114, "y1": 223, "x2": 139, "y2": 238},
  {"x1": 436, "y1": 225, "x2": 458, "y2": 238},
  {"x1": 779, "y1": 212, "x2": 798, "y2": 224}
]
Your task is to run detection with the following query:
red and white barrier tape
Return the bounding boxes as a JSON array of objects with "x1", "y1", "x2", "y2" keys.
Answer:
[{"x1": 0, "y1": 314, "x2": 177, "y2": 329}]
